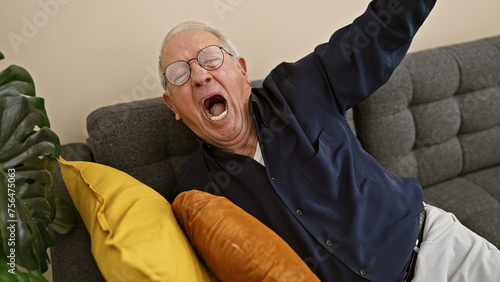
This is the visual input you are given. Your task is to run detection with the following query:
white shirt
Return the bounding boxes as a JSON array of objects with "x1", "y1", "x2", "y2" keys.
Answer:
[{"x1": 253, "y1": 142, "x2": 265, "y2": 167}]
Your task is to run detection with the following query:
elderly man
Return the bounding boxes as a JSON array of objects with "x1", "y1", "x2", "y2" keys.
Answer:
[{"x1": 158, "y1": 0, "x2": 500, "y2": 281}]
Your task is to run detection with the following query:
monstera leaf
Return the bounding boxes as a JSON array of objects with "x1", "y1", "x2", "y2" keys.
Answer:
[{"x1": 0, "y1": 51, "x2": 75, "y2": 281}]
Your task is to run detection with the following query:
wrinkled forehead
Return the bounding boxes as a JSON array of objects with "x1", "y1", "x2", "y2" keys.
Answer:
[{"x1": 160, "y1": 29, "x2": 223, "y2": 70}]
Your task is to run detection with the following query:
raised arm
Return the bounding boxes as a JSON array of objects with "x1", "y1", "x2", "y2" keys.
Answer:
[
  {"x1": 325, "y1": 0, "x2": 436, "y2": 111},
  {"x1": 273, "y1": 0, "x2": 436, "y2": 115}
]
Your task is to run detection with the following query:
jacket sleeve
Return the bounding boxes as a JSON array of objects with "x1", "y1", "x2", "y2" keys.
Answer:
[{"x1": 273, "y1": 0, "x2": 436, "y2": 115}]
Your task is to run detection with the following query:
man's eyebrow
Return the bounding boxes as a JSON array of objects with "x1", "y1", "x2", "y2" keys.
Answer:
[
  {"x1": 169, "y1": 48, "x2": 200, "y2": 65},
  {"x1": 178, "y1": 47, "x2": 202, "y2": 60}
]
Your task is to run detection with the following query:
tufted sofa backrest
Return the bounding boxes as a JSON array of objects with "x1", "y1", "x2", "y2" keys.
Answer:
[{"x1": 354, "y1": 36, "x2": 500, "y2": 188}]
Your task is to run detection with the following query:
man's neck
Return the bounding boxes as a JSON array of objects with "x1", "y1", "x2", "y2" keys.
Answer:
[{"x1": 222, "y1": 129, "x2": 259, "y2": 158}]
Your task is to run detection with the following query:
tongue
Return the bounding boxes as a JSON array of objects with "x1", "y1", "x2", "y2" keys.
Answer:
[{"x1": 209, "y1": 102, "x2": 225, "y2": 116}]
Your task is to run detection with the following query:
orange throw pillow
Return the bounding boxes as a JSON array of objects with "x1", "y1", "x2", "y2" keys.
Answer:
[{"x1": 172, "y1": 190, "x2": 320, "y2": 282}]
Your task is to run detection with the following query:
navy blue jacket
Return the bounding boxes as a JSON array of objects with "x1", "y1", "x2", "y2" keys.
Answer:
[{"x1": 170, "y1": 0, "x2": 436, "y2": 280}]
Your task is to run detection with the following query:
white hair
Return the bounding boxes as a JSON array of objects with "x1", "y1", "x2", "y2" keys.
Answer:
[{"x1": 158, "y1": 21, "x2": 240, "y2": 94}]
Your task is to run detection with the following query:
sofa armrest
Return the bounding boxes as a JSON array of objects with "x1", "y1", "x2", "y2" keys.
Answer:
[{"x1": 50, "y1": 143, "x2": 105, "y2": 282}]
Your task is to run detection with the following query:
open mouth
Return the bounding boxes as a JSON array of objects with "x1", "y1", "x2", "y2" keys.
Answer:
[{"x1": 202, "y1": 94, "x2": 228, "y2": 122}]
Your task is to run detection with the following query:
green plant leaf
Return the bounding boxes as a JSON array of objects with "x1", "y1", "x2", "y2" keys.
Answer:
[
  {"x1": 0, "y1": 52, "x2": 4, "y2": 61},
  {"x1": 0, "y1": 65, "x2": 35, "y2": 97},
  {"x1": 0, "y1": 252, "x2": 47, "y2": 281},
  {"x1": 26, "y1": 97, "x2": 50, "y2": 128},
  {"x1": 0, "y1": 57, "x2": 75, "y2": 277},
  {"x1": 50, "y1": 196, "x2": 76, "y2": 234}
]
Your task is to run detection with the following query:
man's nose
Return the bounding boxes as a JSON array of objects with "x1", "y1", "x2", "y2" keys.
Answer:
[{"x1": 190, "y1": 62, "x2": 212, "y2": 88}]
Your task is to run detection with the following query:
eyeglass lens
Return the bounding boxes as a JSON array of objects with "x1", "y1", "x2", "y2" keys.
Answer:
[{"x1": 164, "y1": 45, "x2": 225, "y2": 86}]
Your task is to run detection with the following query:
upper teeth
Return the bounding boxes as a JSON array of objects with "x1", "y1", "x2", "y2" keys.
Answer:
[{"x1": 205, "y1": 103, "x2": 228, "y2": 121}]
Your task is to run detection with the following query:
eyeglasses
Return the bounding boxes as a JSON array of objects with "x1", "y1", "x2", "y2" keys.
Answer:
[{"x1": 163, "y1": 45, "x2": 233, "y2": 86}]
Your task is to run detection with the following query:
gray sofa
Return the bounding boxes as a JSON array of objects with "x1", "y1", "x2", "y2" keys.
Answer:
[{"x1": 51, "y1": 35, "x2": 500, "y2": 281}]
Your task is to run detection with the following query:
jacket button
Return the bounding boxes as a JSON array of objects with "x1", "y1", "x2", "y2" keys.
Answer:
[
  {"x1": 326, "y1": 240, "x2": 333, "y2": 246},
  {"x1": 296, "y1": 209, "x2": 303, "y2": 216},
  {"x1": 270, "y1": 177, "x2": 276, "y2": 183},
  {"x1": 359, "y1": 268, "x2": 367, "y2": 276}
]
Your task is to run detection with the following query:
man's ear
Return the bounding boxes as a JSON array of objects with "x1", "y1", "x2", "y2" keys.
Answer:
[
  {"x1": 162, "y1": 93, "x2": 181, "y2": 120},
  {"x1": 236, "y1": 57, "x2": 251, "y2": 85}
]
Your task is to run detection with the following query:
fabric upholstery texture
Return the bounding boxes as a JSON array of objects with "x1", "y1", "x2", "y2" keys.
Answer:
[
  {"x1": 172, "y1": 190, "x2": 320, "y2": 282},
  {"x1": 354, "y1": 36, "x2": 500, "y2": 247},
  {"x1": 58, "y1": 158, "x2": 215, "y2": 282}
]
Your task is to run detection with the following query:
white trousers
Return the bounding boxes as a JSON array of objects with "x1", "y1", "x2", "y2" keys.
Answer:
[{"x1": 412, "y1": 204, "x2": 500, "y2": 282}]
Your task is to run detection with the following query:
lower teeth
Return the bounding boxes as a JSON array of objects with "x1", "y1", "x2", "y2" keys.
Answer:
[{"x1": 205, "y1": 104, "x2": 228, "y2": 121}]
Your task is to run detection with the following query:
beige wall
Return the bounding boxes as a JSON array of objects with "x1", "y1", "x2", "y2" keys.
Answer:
[{"x1": 1, "y1": 0, "x2": 499, "y2": 144}]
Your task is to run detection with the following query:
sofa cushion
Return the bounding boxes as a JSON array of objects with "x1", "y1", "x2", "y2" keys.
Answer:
[
  {"x1": 58, "y1": 158, "x2": 215, "y2": 282},
  {"x1": 172, "y1": 190, "x2": 320, "y2": 282},
  {"x1": 460, "y1": 126, "x2": 500, "y2": 174},
  {"x1": 423, "y1": 166, "x2": 500, "y2": 247},
  {"x1": 450, "y1": 40, "x2": 500, "y2": 94},
  {"x1": 404, "y1": 48, "x2": 459, "y2": 104},
  {"x1": 354, "y1": 65, "x2": 418, "y2": 178}
]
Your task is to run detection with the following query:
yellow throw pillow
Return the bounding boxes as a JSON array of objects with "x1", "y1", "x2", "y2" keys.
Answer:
[
  {"x1": 58, "y1": 158, "x2": 216, "y2": 282},
  {"x1": 172, "y1": 190, "x2": 320, "y2": 282}
]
